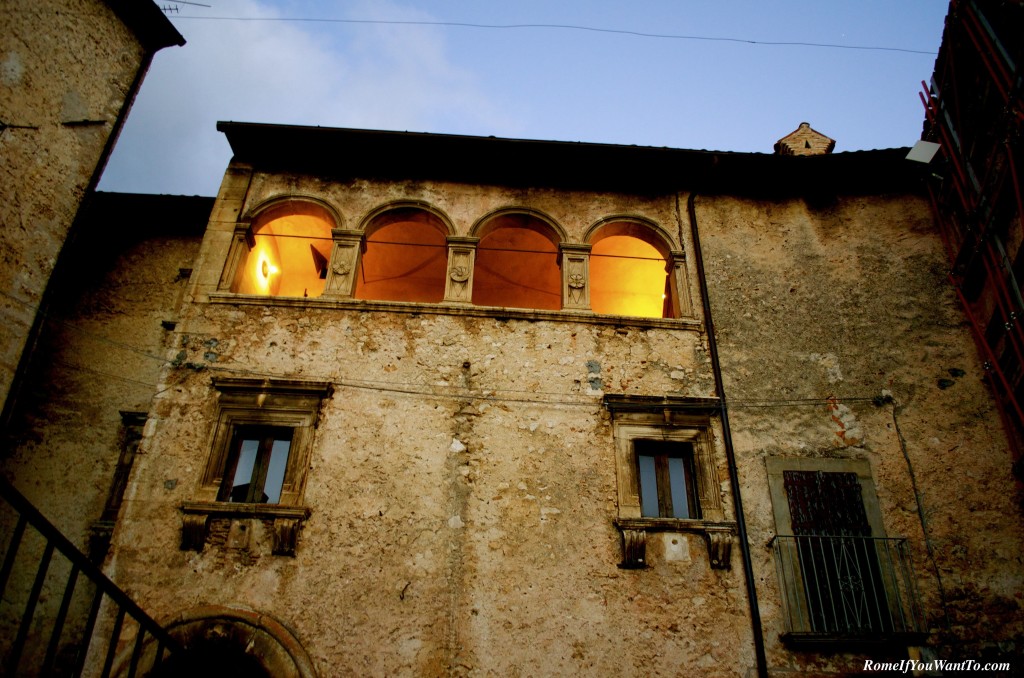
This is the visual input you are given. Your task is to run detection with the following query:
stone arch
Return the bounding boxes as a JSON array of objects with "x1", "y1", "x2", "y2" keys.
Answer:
[
  {"x1": 129, "y1": 605, "x2": 318, "y2": 678},
  {"x1": 470, "y1": 208, "x2": 565, "y2": 311},
  {"x1": 583, "y1": 215, "x2": 676, "y2": 256},
  {"x1": 585, "y1": 216, "x2": 677, "y2": 318},
  {"x1": 356, "y1": 200, "x2": 454, "y2": 239},
  {"x1": 245, "y1": 195, "x2": 343, "y2": 230},
  {"x1": 469, "y1": 206, "x2": 566, "y2": 244},
  {"x1": 353, "y1": 201, "x2": 453, "y2": 303},
  {"x1": 233, "y1": 196, "x2": 340, "y2": 298}
]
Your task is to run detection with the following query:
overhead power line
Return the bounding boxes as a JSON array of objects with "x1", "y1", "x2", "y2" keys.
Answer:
[{"x1": 171, "y1": 15, "x2": 936, "y2": 55}]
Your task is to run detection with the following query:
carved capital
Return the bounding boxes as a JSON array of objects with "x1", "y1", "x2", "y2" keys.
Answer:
[
  {"x1": 668, "y1": 250, "x2": 694, "y2": 319},
  {"x1": 560, "y1": 243, "x2": 591, "y2": 310},
  {"x1": 444, "y1": 238, "x2": 478, "y2": 303},
  {"x1": 323, "y1": 229, "x2": 364, "y2": 298}
]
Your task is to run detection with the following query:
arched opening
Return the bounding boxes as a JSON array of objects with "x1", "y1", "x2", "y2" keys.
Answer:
[
  {"x1": 136, "y1": 607, "x2": 318, "y2": 678},
  {"x1": 233, "y1": 202, "x2": 334, "y2": 298},
  {"x1": 150, "y1": 634, "x2": 273, "y2": 678},
  {"x1": 589, "y1": 223, "x2": 672, "y2": 318},
  {"x1": 473, "y1": 214, "x2": 561, "y2": 310},
  {"x1": 354, "y1": 207, "x2": 448, "y2": 303}
]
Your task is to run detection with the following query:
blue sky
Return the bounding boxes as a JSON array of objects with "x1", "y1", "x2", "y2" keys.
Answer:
[{"x1": 100, "y1": 1, "x2": 949, "y2": 197}]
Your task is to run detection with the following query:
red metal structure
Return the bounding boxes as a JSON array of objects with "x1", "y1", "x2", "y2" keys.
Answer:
[{"x1": 920, "y1": 0, "x2": 1024, "y2": 480}]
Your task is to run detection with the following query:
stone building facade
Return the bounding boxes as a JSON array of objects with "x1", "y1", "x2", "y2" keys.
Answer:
[
  {"x1": 9, "y1": 122, "x2": 1007, "y2": 675},
  {"x1": 0, "y1": 0, "x2": 183, "y2": 418}
]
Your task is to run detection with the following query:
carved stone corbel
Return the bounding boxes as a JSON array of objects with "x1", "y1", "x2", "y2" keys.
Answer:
[
  {"x1": 618, "y1": 528, "x2": 647, "y2": 569},
  {"x1": 181, "y1": 513, "x2": 210, "y2": 552},
  {"x1": 323, "y1": 229, "x2": 364, "y2": 297},
  {"x1": 272, "y1": 517, "x2": 302, "y2": 556},
  {"x1": 705, "y1": 526, "x2": 733, "y2": 570}
]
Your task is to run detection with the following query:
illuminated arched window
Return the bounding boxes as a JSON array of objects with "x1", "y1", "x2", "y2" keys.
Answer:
[
  {"x1": 354, "y1": 208, "x2": 449, "y2": 303},
  {"x1": 473, "y1": 214, "x2": 561, "y2": 310},
  {"x1": 234, "y1": 202, "x2": 334, "y2": 298},
  {"x1": 589, "y1": 222, "x2": 672, "y2": 318}
]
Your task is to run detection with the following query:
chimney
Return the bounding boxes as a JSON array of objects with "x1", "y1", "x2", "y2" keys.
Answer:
[{"x1": 774, "y1": 122, "x2": 836, "y2": 156}]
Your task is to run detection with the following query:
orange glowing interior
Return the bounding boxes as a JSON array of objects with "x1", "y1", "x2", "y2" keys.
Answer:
[
  {"x1": 590, "y1": 235, "x2": 670, "y2": 318},
  {"x1": 235, "y1": 211, "x2": 333, "y2": 298},
  {"x1": 354, "y1": 219, "x2": 447, "y2": 303},
  {"x1": 473, "y1": 219, "x2": 561, "y2": 310}
]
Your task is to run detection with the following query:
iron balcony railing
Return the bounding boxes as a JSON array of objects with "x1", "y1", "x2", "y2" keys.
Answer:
[
  {"x1": 0, "y1": 476, "x2": 179, "y2": 677},
  {"x1": 772, "y1": 535, "x2": 926, "y2": 647}
]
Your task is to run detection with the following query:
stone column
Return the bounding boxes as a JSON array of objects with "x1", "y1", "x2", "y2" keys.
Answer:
[
  {"x1": 323, "y1": 229, "x2": 364, "y2": 298},
  {"x1": 560, "y1": 243, "x2": 592, "y2": 311},
  {"x1": 444, "y1": 236, "x2": 479, "y2": 303},
  {"x1": 668, "y1": 249, "x2": 694, "y2": 319}
]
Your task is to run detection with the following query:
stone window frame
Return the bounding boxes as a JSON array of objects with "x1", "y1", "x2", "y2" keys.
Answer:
[
  {"x1": 764, "y1": 457, "x2": 922, "y2": 647},
  {"x1": 605, "y1": 395, "x2": 736, "y2": 570},
  {"x1": 180, "y1": 377, "x2": 332, "y2": 555}
]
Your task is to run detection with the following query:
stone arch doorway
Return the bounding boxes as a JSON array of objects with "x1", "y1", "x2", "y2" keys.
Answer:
[{"x1": 134, "y1": 606, "x2": 318, "y2": 678}]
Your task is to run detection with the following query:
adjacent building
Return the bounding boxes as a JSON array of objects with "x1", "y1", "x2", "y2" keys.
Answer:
[{"x1": 0, "y1": 0, "x2": 183, "y2": 422}]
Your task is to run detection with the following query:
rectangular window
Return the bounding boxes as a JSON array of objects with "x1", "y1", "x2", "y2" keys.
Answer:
[
  {"x1": 766, "y1": 458, "x2": 925, "y2": 646},
  {"x1": 181, "y1": 377, "x2": 332, "y2": 554},
  {"x1": 604, "y1": 395, "x2": 735, "y2": 570},
  {"x1": 636, "y1": 440, "x2": 700, "y2": 520},
  {"x1": 220, "y1": 426, "x2": 293, "y2": 504}
]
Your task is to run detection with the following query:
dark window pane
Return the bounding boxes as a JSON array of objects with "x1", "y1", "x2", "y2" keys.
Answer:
[
  {"x1": 263, "y1": 439, "x2": 291, "y2": 503},
  {"x1": 222, "y1": 427, "x2": 293, "y2": 504},
  {"x1": 228, "y1": 439, "x2": 260, "y2": 502},
  {"x1": 637, "y1": 454, "x2": 659, "y2": 517},
  {"x1": 635, "y1": 440, "x2": 699, "y2": 519},
  {"x1": 667, "y1": 456, "x2": 690, "y2": 519}
]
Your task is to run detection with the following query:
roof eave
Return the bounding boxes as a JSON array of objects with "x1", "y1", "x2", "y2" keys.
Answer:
[{"x1": 217, "y1": 122, "x2": 923, "y2": 197}]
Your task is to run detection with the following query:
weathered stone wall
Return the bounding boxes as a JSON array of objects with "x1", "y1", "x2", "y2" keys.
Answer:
[
  {"x1": 697, "y1": 193, "x2": 1024, "y2": 670},
  {"x1": 107, "y1": 169, "x2": 764, "y2": 676},
  {"x1": 0, "y1": 198, "x2": 203, "y2": 675},
  {"x1": 0, "y1": 0, "x2": 149, "y2": 412},
  {"x1": 3, "y1": 228, "x2": 202, "y2": 543},
  {"x1": 96, "y1": 169, "x2": 1023, "y2": 675}
]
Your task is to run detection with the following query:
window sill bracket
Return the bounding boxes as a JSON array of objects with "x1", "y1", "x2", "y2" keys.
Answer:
[
  {"x1": 180, "y1": 501, "x2": 312, "y2": 555},
  {"x1": 614, "y1": 518, "x2": 737, "y2": 570}
]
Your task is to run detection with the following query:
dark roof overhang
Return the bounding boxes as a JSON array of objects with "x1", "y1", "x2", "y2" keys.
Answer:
[
  {"x1": 87, "y1": 192, "x2": 213, "y2": 236},
  {"x1": 217, "y1": 122, "x2": 925, "y2": 198},
  {"x1": 104, "y1": 0, "x2": 185, "y2": 51}
]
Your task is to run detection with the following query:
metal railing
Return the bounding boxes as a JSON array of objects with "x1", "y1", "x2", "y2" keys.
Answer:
[
  {"x1": 772, "y1": 535, "x2": 925, "y2": 643},
  {"x1": 0, "y1": 476, "x2": 178, "y2": 677}
]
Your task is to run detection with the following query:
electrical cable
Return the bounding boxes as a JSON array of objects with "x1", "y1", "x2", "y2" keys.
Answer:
[
  {"x1": 5, "y1": 286, "x2": 893, "y2": 410},
  {"x1": 245, "y1": 231, "x2": 669, "y2": 262},
  {"x1": 169, "y1": 14, "x2": 937, "y2": 56}
]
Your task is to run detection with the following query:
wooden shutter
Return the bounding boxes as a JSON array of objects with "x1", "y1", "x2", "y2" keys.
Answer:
[{"x1": 783, "y1": 470, "x2": 871, "y2": 536}]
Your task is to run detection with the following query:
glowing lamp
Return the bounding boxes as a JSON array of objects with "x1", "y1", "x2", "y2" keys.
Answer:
[{"x1": 261, "y1": 260, "x2": 279, "y2": 279}]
